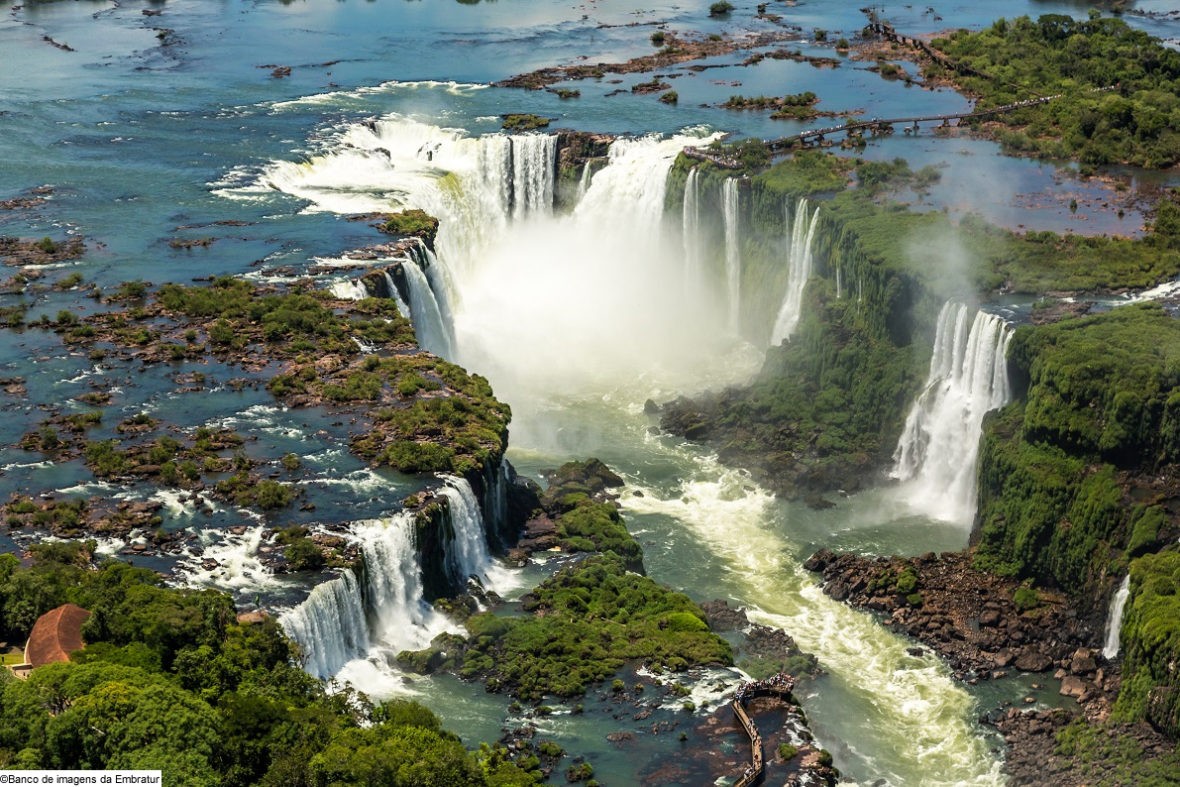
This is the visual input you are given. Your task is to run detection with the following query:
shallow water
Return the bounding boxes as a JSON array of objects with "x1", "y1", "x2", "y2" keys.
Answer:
[{"x1": 2, "y1": 0, "x2": 1172, "y2": 783}]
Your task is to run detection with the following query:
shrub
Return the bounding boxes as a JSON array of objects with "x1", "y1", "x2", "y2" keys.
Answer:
[
  {"x1": 1013, "y1": 585, "x2": 1040, "y2": 611},
  {"x1": 709, "y1": 1, "x2": 733, "y2": 17}
]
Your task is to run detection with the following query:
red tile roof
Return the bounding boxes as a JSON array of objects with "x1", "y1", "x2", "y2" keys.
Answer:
[{"x1": 24, "y1": 603, "x2": 90, "y2": 667}]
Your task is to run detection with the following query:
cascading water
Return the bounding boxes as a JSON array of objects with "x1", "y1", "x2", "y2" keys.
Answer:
[
  {"x1": 438, "y1": 475, "x2": 518, "y2": 596},
  {"x1": 891, "y1": 302, "x2": 1014, "y2": 524},
  {"x1": 682, "y1": 167, "x2": 704, "y2": 303},
  {"x1": 769, "y1": 197, "x2": 821, "y2": 345},
  {"x1": 1103, "y1": 574, "x2": 1131, "y2": 660},
  {"x1": 577, "y1": 160, "x2": 593, "y2": 199},
  {"x1": 259, "y1": 120, "x2": 1004, "y2": 783},
  {"x1": 278, "y1": 570, "x2": 368, "y2": 679},
  {"x1": 510, "y1": 133, "x2": 556, "y2": 219},
  {"x1": 722, "y1": 177, "x2": 742, "y2": 335},
  {"x1": 397, "y1": 240, "x2": 458, "y2": 358},
  {"x1": 280, "y1": 512, "x2": 456, "y2": 681},
  {"x1": 481, "y1": 456, "x2": 510, "y2": 546},
  {"x1": 329, "y1": 279, "x2": 369, "y2": 301},
  {"x1": 400, "y1": 253, "x2": 456, "y2": 358},
  {"x1": 438, "y1": 476, "x2": 494, "y2": 585},
  {"x1": 383, "y1": 270, "x2": 414, "y2": 322},
  {"x1": 356, "y1": 513, "x2": 456, "y2": 651}
]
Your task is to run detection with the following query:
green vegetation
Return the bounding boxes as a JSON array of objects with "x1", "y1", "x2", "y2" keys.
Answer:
[
  {"x1": 709, "y1": 1, "x2": 733, "y2": 17},
  {"x1": 659, "y1": 90, "x2": 678, "y2": 105},
  {"x1": 975, "y1": 305, "x2": 1180, "y2": 591},
  {"x1": 80, "y1": 279, "x2": 507, "y2": 478},
  {"x1": 1055, "y1": 715, "x2": 1180, "y2": 785},
  {"x1": 721, "y1": 91, "x2": 827, "y2": 120},
  {"x1": 275, "y1": 527, "x2": 326, "y2": 572},
  {"x1": 376, "y1": 209, "x2": 439, "y2": 244},
  {"x1": 1112, "y1": 551, "x2": 1180, "y2": 737},
  {"x1": 930, "y1": 15, "x2": 1180, "y2": 169},
  {"x1": 969, "y1": 305, "x2": 1180, "y2": 739},
  {"x1": 429, "y1": 554, "x2": 731, "y2": 701},
  {"x1": 0, "y1": 551, "x2": 538, "y2": 785},
  {"x1": 535, "y1": 460, "x2": 641, "y2": 569},
  {"x1": 501, "y1": 114, "x2": 551, "y2": 131}
]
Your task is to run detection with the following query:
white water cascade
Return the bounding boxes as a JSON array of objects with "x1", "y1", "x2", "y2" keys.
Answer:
[
  {"x1": 891, "y1": 302, "x2": 1014, "y2": 524},
  {"x1": 279, "y1": 512, "x2": 455, "y2": 681},
  {"x1": 769, "y1": 197, "x2": 821, "y2": 345},
  {"x1": 254, "y1": 114, "x2": 1007, "y2": 784},
  {"x1": 278, "y1": 569, "x2": 368, "y2": 679},
  {"x1": 382, "y1": 270, "x2": 413, "y2": 322},
  {"x1": 722, "y1": 177, "x2": 742, "y2": 335},
  {"x1": 394, "y1": 241, "x2": 458, "y2": 358},
  {"x1": 510, "y1": 133, "x2": 556, "y2": 219},
  {"x1": 329, "y1": 279, "x2": 369, "y2": 301},
  {"x1": 682, "y1": 167, "x2": 704, "y2": 304},
  {"x1": 577, "y1": 160, "x2": 593, "y2": 199},
  {"x1": 439, "y1": 476, "x2": 496, "y2": 587},
  {"x1": 1103, "y1": 574, "x2": 1132, "y2": 660}
]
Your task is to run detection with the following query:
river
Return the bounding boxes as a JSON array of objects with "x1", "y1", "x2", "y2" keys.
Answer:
[{"x1": 1, "y1": 1, "x2": 1176, "y2": 784}]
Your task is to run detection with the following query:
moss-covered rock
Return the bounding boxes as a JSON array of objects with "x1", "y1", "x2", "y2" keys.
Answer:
[
  {"x1": 375, "y1": 209, "x2": 440, "y2": 248},
  {"x1": 1114, "y1": 550, "x2": 1180, "y2": 737},
  {"x1": 421, "y1": 553, "x2": 731, "y2": 702},
  {"x1": 973, "y1": 305, "x2": 1180, "y2": 599}
]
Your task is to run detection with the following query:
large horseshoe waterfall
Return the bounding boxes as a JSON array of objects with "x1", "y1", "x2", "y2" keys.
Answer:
[
  {"x1": 253, "y1": 118, "x2": 1011, "y2": 786},
  {"x1": 8, "y1": 4, "x2": 1179, "y2": 785}
]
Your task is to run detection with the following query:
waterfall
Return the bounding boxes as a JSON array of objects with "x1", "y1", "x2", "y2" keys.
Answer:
[
  {"x1": 682, "y1": 167, "x2": 704, "y2": 303},
  {"x1": 280, "y1": 512, "x2": 457, "y2": 679},
  {"x1": 400, "y1": 254, "x2": 456, "y2": 358},
  {"x1": 353, "y1": 513, "x2": 454, "y2": 651},
  {"x1": 891, "y1": 302, "x2": 1014, "y2": 524},
  {"x1": 836, "y1": 266, "x2": 843, "y2": 299},
  {"x1": 510, "y1": 133, "x2": 556, "y2": 219},
  {"x1": 481, "y1": 456, "x2": 510, "y2": 545},
  {"x1": 278, "y1": 569, "x2": 368, "y2": 679},
  {"x1": 769, "y1": 197, "x2": 821, "y2": 345},
  {"x1": 383, "y1": 270, "x2": 414, "y2": 321},
  {"x1": 476, "y1": 133, "x2": 513, "y2": 222},
  {"x1": 577, "y1": 160, "x2": 593, "y2": 200},
  {"x1": 723, "y1": 178, "x2": 741, "y2": 335},
  {"x1": 1103, "y1": 574, "x2": 1131, "y2": 660},
  {"x1": 438, "y1": 474, "x2": 519, "y2": 596},
  {"x1": 329, "y1": 279, "x2": 369, "y2": 301},
  {"x1": 438, "y1": 476, "x2": 494, "y2": 585}
]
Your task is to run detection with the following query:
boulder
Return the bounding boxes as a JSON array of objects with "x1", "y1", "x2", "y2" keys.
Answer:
[
  {"x1": 1070, "y1": 648, "x2": 1097, "y2": 675},
  {"x1": 1059, "y1": 675, "x2": 1089, "y2": 699},
  {"x1": 1014, "y1": 648, "x2": 1053, "y2": 673}
]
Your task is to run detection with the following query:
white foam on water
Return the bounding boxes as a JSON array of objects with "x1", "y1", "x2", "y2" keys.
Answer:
[
  {"x1": 181, "y1": 525, "x2": 284, "y2": 592},
  {"x1": 622, "y1": 453, "x2": 1004, "y2": 787}
]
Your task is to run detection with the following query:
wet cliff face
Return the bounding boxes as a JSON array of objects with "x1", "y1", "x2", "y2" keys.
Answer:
[
  {"x1": 658, "y1": 154, "x2": 949, "y2": 499},
  {"x1": 973, "y1": 304, "x2": 1180, "y2": 600},
  {"x1": 971, "y1": 304, "x2": 1180, "y2": 737}
]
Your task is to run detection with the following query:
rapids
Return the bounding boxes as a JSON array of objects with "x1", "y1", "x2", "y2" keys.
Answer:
[{"x1": 258, "y1": 118, "x2": 1009, "y2": 785}]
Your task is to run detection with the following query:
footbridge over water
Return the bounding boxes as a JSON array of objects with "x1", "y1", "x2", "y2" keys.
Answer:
[
  {"x1": 731, "y1": 673, "x2": 797, "y2": 787},
  {"x1": 683, "y1": 13, "x2": 1118, "y2": 169}
]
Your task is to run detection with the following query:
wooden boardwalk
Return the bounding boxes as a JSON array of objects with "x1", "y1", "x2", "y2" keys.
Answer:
[
  {"x1": 686, "y1": 14, "x2": 1117, "y2": 167},
  {"x1": 731, "y1": 674, "x2": 797, "y2": 787}
]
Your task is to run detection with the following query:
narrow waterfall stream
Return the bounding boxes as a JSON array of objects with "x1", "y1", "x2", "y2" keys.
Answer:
[
  {"x1": 1103, "y1": 574, "x2": 1132, "y2": 660},
  {"x1": 257, "y1": 119, "x2": 1009, "y2": 785},
  {"x1": 723, "y1": 177, "x2": 742, "y2": 335},
  {"x1": 770, "y1": 196, "x2": 821, "y2": 345}
]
